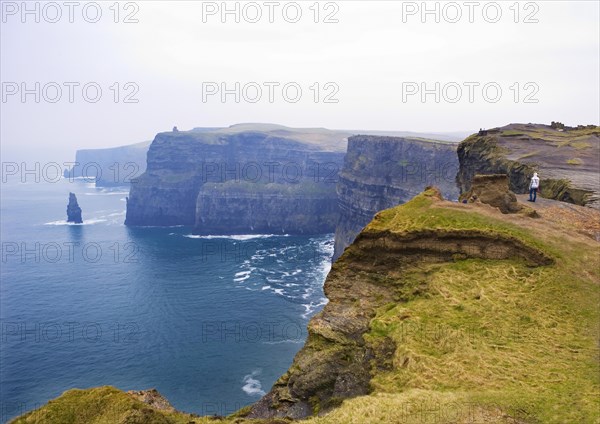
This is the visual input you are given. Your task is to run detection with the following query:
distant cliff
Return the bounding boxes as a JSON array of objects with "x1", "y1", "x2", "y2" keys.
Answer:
[
  {"x1": 125, "y1": 125, "x2": 349, "y2": 230},
  {"x1": 64, "y1": 141, "x2": 150, "y2": 187},
  {"x1": 195, "y1": 181, "x2": 339, "y2": 235},
  {"x1": 456, "y1": 123, "x2": 600, "y2": 209},
  {"x1": 333, "y1": 135, "x2": 459, "y2": 260}
]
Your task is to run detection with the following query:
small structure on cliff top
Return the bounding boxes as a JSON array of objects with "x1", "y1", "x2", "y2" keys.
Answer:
[{"x1": 67, "y1": 192, "x2": 83, "y2": 223}]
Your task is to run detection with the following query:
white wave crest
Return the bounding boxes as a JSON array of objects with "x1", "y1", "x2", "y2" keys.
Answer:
[
  {"x1": 242, "y1": 370, "x2": 266, "y2": 396},
  {"x1": 43, "y1": 218, "x2": 107, "y2": 226}
]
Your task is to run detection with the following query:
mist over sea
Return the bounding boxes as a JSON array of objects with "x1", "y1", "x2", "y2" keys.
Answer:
[{"x1": 0, "y1": 177, "x2": 332, "y2": 422}]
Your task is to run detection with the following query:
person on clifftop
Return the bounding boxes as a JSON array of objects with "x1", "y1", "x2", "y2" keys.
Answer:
[{"x1": 528, "y1": 172, "x2": 540, "y2": 202}]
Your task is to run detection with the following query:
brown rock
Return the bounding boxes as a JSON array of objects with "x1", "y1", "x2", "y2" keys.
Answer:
[{"x1": 460, "y1": 174, "x2": 535, "y2": 215}]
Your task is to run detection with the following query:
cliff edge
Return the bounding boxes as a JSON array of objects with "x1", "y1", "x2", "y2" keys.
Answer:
[
  {"x1": 125, "y1": 125, "x2": 348, "y2": 231},
  {"x1": 333, "y1": 135, "x2": 459, "y2": 260},
  {"x1": 12, "y1": 188, "x2": 600, "y2": 423},
  {"x1": 456, "y1": 123, "x2": 600, "y2": 209}
]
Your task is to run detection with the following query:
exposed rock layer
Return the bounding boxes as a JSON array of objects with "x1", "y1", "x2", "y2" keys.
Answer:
[
  {"x1": 125, "y1": 127, "x2": 347, "y2": 231},
  {"x1": 460, "y1": 174, "x2": 536, "y2": 216},
  {"x1": 247, "y1": 188, "x2": 553, "y2": 419},
  {"x1": 456, "y1": 123, "x2": 600, "y2": 209},
  {"x1": 333, "y1": 135, "x2": 459, "y2": 260}
]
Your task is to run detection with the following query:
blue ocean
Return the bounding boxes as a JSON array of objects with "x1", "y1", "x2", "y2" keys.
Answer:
[{"x1": 0, "y1": 177, "x2": 332, "y2": 422}]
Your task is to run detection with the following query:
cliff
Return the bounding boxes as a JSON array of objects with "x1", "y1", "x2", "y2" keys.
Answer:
[
  {"x1": 333, "y1": 135, "x2": 459, "y2": 260},
  {"x1": 17, "y1": 188, "x2": 600, "y2": 423},
  {"x1": 245, "y1": 187, "x2": 599, "y2": 422},
  {"x1": 64, "y1": 141, "x2": 151, "y2": 187},
  {"x1": 66, "y1": 192, "x2": 82, "y2": 223},
  {"x1": 195, "y1": 181, "x2": 339, "y2": 235},
  {"x1": 124, "y1": 124, "x2": 470, "y2": 233},
  {"x1": 125, "y1": 125, "x2": 349, "y2": 230},
  {"x1": 456, "y1": 123, "x2": 600, "y2": 209}
]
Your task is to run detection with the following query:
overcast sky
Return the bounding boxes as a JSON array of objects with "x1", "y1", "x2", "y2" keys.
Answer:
[{"x1": 1, "y1": 0, "x2": 599, "y2": 162}]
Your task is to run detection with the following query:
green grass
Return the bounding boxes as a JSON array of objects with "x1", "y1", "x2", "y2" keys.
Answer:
[
  {"x1": 567, "y1": 158, "x2": 583, "y2": 165},
  {"x1": 518, "y1": 150, "x2": 541, "y2": 160},
  {"x1": 9, "y1": 387, "x2": 202, "y2": 424},
  {"x1": 307, "y1": 189, "x2": 600, "y2": 423},
  {"x1": 571, "y1": 141, "x2": 592, "y2": 150},
  {"x1": 364, "y1": 190, "x2": 553, "y2": 257},
  {"x1": 12, "y1": 189, "x2": 600, "y2": 424}
]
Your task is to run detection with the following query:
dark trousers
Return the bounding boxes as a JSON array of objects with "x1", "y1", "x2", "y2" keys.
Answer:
[{"x1": 529, "y1": 187, "x2": 537, "y2": 202}]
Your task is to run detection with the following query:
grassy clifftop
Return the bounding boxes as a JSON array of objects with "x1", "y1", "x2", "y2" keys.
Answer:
[
  {"x1": 303, "y1": 188, "x2": 599, "y2": 423},
  {"x1": 456, "y1": 123, "x2": 600, "y2": 209},
  {"x1": 12, "y1": 189, "x2": 600, "y2": 424}
]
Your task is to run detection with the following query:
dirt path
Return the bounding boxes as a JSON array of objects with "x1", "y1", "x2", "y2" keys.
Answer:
[{"x1": 516, "y1": 194, "x2": 600, "y2": 241}]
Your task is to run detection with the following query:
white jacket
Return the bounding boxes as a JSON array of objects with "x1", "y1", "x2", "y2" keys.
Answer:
[{"x1": 530, "y1": 175, "x2": 540, "y2": 189}]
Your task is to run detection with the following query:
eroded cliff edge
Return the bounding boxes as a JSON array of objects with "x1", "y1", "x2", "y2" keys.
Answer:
[
  {"x1": 245, "y1": 187, "x2": 599, "y2": 423},
  {"x1": 11, "y1": 188, "x2": 600, "y2": 423},
  {"x1": 333, "y1": 135, "x2": 459, "y2": 260},
  {"x1": 456, "y1": 123, "x2": 600, "y2": 208},
  {"x1": 125, "y1": 127, "x2": 462, "y2": 238}
]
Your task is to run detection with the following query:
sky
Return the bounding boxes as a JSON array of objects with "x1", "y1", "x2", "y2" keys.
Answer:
[{"x1": 1, "y1": 0, "x2": 599, "y2": 162}]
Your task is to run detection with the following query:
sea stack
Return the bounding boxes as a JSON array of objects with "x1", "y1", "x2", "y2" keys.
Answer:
[{"x1": 67, "y1": 192, "x2": 83, "y2": 223}]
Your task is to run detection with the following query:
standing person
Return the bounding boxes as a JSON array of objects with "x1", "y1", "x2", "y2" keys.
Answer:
[{"x1": 529, "y1": 172, "x2": 540, "y2": 202}]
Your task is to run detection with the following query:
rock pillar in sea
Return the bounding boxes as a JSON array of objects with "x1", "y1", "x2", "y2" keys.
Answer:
[{"x1": 67, "y1": 192, "x2": 83, "y2": 223}]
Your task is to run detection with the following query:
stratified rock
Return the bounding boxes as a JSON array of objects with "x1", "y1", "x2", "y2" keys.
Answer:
[
  {"x1": 459, "y1": 174, "x2": 536, "y2": 216},
  {"x1": 333, "y1": 135, "x2": 460, "y2": 260},
  {"x1": 246, "y1": 188, "x2": 554, "y2": 420},
  {"x1": 125, "y1": 125, "x2": 349, "y2": 230},
  {"x1": 195, "y1": 182, "x2": 338, "y2": 235},
  {"x1": 456, "y1": 123, "x2": 600, "y2": 208},
  {"x1": 66, "y1": 192, "x2": 82, "y2": 223}
]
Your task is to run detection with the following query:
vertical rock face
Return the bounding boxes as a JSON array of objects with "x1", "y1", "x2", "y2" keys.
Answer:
[
  {"x1": 195, "y1": 183, "x2": 339, "y2": 235},
  {"x1": 67, "y1": 192, "x2": 83, "y2": 223},
  {"x1": 63, "y1": 141, "x2": 151, "y2": 187},
  {"x1": 456, "y1": 123, "x2": 600, "y2": 208},
  {"x1": 247, "y1": 188, "x2": 554, "y2": 420},
  {"x1": 333, "y1": 135, "x2": 460, "y2": 260},
  {"x1": 125, "y1": 126, "x2": 348, "y2": 230}
]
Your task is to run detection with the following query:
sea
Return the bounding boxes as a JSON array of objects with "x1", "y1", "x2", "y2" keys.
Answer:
[{"x1": 0, "y1": 176, "x2": 332, "y2": 423}]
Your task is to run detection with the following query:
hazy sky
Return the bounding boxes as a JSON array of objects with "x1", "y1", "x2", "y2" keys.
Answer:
[{"x1": 1, "y1": 0, "x2": 599, "y2": 162}]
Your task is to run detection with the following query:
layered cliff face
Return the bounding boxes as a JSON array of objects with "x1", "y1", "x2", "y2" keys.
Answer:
[
  {"x1": 245, "y1": 187, "x2": 599, "y2": 423},
  {"x1": 456, "y1": 123, "x2": 600, "y2": 209},
  {"x1": 11, "y1": 188, "x2": 600, "y2": 424},
  {"x1": 64, "y1": 141, "x2": 151, "y2": 187},
  {"x1": 195, "y1": 182, "x2": 339, "y2": 235},
  {"x1": 125, "y1": 126, "x2": 348, "y2": 229},
  {"x1": 333, "y1": 135, "x2": 459, "y2": 260}
]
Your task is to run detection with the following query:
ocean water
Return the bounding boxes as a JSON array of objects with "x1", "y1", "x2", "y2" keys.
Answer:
[{"x1": 0, "y1": 177, "x2": 332, "y2": 422}]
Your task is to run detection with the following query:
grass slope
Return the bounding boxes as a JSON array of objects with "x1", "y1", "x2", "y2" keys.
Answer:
[{"x1": 11, "y1": 190, "x2": 600, "y2": 424}]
